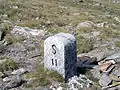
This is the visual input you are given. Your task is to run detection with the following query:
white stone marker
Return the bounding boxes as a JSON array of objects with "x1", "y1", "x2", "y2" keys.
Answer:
[{"x1": 44, "y1": 33, "x2": 77, "y2": 81}]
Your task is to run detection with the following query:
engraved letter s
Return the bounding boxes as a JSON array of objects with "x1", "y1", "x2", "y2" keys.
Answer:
[{"x1": 52, "y1": 44, "x2": 56, "y2": 54}]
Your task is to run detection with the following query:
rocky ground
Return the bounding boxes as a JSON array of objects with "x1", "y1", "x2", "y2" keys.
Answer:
[{"x1": 0, "y1": 0, "x2": 120, "y2": 90}]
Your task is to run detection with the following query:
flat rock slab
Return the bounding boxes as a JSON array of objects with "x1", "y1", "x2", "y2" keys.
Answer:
[
  {"x1": 99, "y1": 73, "x2": 112, "y2": 87},
  {"x1": 105, "y1": 65, "x2": 115, "y2": 74},
  {"x1": 99, "y1": 62, "x2": 112, "y2": 72}
]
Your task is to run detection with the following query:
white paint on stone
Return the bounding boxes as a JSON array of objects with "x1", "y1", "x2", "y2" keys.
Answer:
[{"x1": 44, "y1": 33, "x2": 77, "y2": 81}]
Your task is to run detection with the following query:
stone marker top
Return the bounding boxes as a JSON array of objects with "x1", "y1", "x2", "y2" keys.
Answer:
[
  {"x1": 45, "y1": 33, "x2": 76, "y2": 45},
  {"x1": 55, "y1": 32, "x2": 76, "y2": 41}
]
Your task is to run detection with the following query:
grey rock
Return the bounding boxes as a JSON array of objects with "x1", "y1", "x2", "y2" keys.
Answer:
[
  {"x1": 11, "y1": 68, "x2": 28, "y2": 75},
  {"x1": 105, "y1": 51, "x2": 120, "y2": 63},
  {"x1": 44, "y1": 33, "x2": 77, "y2": 81},
  {"x1": 99, "y1": 73, "x2": 112, "y2": 87},
  {"x1": 5, "y1": 75, "x2": 23, "y2": 89},
  {"x1": 76, "y1": 21, "x2": 95, "y2": 29},
  {"x1": 67, "y1": 75, "x2": 93, "y2": 90},
  {"x1": 85, "y1": 48, "x2": 118, "y2": 61},
  {"x1": 112, "y1": 68, "x2": 120, "y2": 77},
  {"x1": 11, "y1": 26, "x2": 45, "y2": 39},
  {"x1": 3, "y1": 77, "x2": 11, "y2": 82},
  {"x1": 96, "y1": 22, "x2": 108, "y2": 28},
  {"x1": 3, "y1": 40, "x2": 41, "y2": 71}
]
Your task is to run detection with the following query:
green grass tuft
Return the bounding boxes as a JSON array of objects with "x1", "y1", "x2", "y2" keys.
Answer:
[
  {"x1": 0, "y1": 57, "x2": 19, "y2": 72},
  {"x1": 115, "y1": 41, "x2": 120, "y2": 48},
  {"x1": 24, "y1": 63, "x2": 64, "y2": 87}
]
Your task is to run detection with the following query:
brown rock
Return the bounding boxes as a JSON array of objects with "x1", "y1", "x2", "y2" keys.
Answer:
[
  {"x1": 99, "y1": 62, "x2": 112, "y2": 72},
  {"x1": 98, "y1": 60, "x2": 115, "y2": 65}
]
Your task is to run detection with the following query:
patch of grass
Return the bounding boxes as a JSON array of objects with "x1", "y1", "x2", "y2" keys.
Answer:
[
  {"x1": 47, "y1": 26, "x2": 70, "y2": 34},
  {"x1": 0, "y1": 22, "x2": 12, "y2": 35},
  {"x1": 0, "y1": 57, "x2": 19, "y2": 72},
  {"x1": 17, "y1": 20, "x2": 41, "y2": 28},
  {"x1": 24, "y1": 63, "x2": 64, "y2": 87},
  {"x1": 5, "y1": 34, "x2": 24, "y2": 44},
  {"x1": 76, "y1": 35, "x2": 94, "y2": 54},
  {"x1": 98, "y1": 28, "x2": 120, "y2": 40},
  {"x1": 85, "y1": 70, "x2": 101, "y2": 89},
  {"x1": 115, "y1": 41, "x2": 120, "y2": 48},
  {"x1": 77, "y1": 27, "x2": 93, "y2": 33},
  {"x1": 47, "y1": 70, "x2": 64, "y2": 82}
]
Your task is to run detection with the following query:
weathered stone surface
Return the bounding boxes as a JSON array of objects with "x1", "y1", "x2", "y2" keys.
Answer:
[
  {"x1": 11, "y1": 26, "x2": 45, "y2": 38},
  {"x1": 84, "y1": 48, "x2": 118, "y2": 61},
  {"x1": 99, "y1": 73, "x2": 112, "y2": 87},
  {"x1": 44, "y1": 33, "x2": 77, "y2": 80},
  {"x1": 3, "y1": 40, "x2": 41, "y2": 71},
  {"x1": 105, "y1": 52, "x2": 120, "y2": 63}
]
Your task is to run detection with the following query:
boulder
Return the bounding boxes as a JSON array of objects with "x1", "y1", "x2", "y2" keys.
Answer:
[{"x1": 76, "y1": 21, "x2": 95, "y2": 29}]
